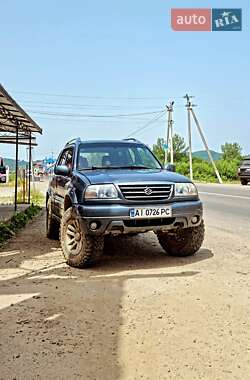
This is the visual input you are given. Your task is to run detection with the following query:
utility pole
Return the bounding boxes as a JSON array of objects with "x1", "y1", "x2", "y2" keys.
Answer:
[
  {"x1": 184, "y1": 94, "x2": 223, "y2": 184},
  {"x1": 190, "y1": 107, "x2": 223, "y2": 184},
  {"x1": 184, "y1": 94, "x2": 194, "y2": 181},
  {"x1": 165, "y1": 101, "x2": 174, "y2": 165}
]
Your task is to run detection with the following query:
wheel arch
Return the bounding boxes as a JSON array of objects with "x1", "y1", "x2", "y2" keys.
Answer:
[
  {"x1": 64, "y1": 195, "x2": 72, "y2": 211},
  {"x1": 46, "y1": 190, "x2": 52, "y2": 208}
]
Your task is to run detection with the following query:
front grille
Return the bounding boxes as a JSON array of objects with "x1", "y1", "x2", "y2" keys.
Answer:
[
  {"x1": 241, "y1": 169, "x2": 250, "y2": 173},
  {"x1": 119, "y1": 184, "x2": 173, "y2": 201},
  {"x1": 124, "y1": 218, "x2": 175, "y2": 228}
]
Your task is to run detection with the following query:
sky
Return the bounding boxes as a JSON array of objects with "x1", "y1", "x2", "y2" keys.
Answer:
[{"x1": 0, "y1": 0, "x2": 249, "y2": 160}]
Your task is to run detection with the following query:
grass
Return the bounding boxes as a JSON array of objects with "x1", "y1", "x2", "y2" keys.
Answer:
[
  {"x1": 0, "y1": 188, "x2": 45, "y2": 206},
  {"x1": 17, "y1": 188, "x2": 45, "y2": 206},
  {"x1": 0, "y1": 204, "x2": 42, "y2": 246}
]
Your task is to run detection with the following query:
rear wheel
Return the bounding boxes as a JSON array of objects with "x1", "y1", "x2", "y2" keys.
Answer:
[
  {"x1": 46, "y1": 199, "x2": 59, "y2": 240},
  {"x1": 60, "y1": 207, "x2": 104, "y2": 268},
  {"x1": 157, "y1": 220, "x2": 205, "y2": 257},
  {"x1": 241, "y1": 179, "x2": 248, "y2": 186}
]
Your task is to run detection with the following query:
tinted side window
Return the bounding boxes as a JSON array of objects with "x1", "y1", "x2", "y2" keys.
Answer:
[
  {"x1": 58, "y1": 149, "x2": 73, "y2": 167},
  {"x1": 0, "y1": 166, "x2": 6, "y2": 174}
]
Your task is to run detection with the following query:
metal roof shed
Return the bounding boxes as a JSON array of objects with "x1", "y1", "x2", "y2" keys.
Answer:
[{"x1": 0, "y1": 84, "x2": 42, "y2": 210}]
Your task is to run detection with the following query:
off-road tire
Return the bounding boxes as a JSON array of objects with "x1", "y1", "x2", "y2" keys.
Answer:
[
  {"x1": 60, "y1": 207, "x2": 104, "y2": 268},
  {"x1": 240, "y1": 179, "x2": 248, "y2": 186},
  {"x1": 46, "y1": 199, "x2": 60, "y2": 240},
  {"x1": 157, "y1": 220, "x2": 205, "y2": 257}
]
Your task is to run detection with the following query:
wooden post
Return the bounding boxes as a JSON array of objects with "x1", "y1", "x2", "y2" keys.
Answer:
[
  {"x1": 22, "y1": 169, "x2": 25, "y2": 203},
  {"x1": 14, "y1": 126, "x2": 19, "y2": 211},
  {"x1": 28, "y1": 132, "x2": 32, "y2": 204}
]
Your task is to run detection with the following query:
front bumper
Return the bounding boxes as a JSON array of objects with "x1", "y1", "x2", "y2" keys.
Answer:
[
  {"x1": 238, "y1": 174, "x2": 250, "y2": 180},
  {"x1": 74, "y1": 200, "x2": 203, "y2": 235}
]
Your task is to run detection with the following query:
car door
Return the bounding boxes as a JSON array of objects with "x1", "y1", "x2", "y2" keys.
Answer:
[{"x1": 55, "y1": 147, "x2": 73, "y2": 217}]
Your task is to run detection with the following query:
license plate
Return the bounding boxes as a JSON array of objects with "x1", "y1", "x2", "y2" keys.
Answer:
[{"x1": 129, "y1": 206, "x2": 172, "y2": 219}]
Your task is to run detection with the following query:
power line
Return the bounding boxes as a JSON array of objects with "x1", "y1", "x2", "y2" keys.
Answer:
[
  {"x1": 27, "y1": 109, "x2": 164, "y2": 118},
  {"x1": 12, "y1": 90, "x2": 248, "y2": 105},
  {"x1": 12, "y1": 90, "x2": 171, "y2": 100},
  {"x1": 125, "y1": 111, "x2": 166, "y2": 138},
  {"x1": 33, "y1": 115, "x2": 166, "y2": 123},
  {"x1": 19, "y1": 100, "x2": 164, "y2": 110},
  {"x1": 135, "y1": 114, "x2": 166, "y2": 137}
]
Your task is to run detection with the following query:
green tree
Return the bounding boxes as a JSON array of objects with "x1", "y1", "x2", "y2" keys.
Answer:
[
  {"x1": 152, "y1": 137, "x2": 165, "y2": 163},
  {"x1": 152, "y1": 135, "x2": 242, "y2": 183},
  {"x1": 221, "y1": 142, "x2": 242, "y2": 161},
  {"x1": 172, "y1": 134, "x2": 187, "y2": 161},
  {"x1": 152, "y1": 134, "x2": 187, "y2": 164}
]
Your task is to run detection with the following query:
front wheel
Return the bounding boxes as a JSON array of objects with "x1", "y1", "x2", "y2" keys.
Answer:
[
  {"x1": 157, "y1": 220, "x2": 205, "y2": 257},
  {"x1": 60, "y1": 207, "x2": 104, "y2": 268},
  {"x1": 241, "y1": 179, "x2": 248, "y2": 186}
]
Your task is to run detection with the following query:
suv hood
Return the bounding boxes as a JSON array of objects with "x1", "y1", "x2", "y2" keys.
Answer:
[{"x1": 78, "y1": 168, "x2": 190, "y2": 185}]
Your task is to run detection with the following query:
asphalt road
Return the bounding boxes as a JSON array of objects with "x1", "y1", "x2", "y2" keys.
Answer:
[{"x1": 197, "y1": 183, "x2": 250, "y2": 238}]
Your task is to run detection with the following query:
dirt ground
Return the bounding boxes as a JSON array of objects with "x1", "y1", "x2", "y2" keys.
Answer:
[{"x1": 0, "y1": 209, "x2": 250, "y2": 380}]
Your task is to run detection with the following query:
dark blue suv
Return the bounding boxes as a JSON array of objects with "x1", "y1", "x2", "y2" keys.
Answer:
[{"x1": 46, "y1": 138, "x2": 204, "y2": 267}]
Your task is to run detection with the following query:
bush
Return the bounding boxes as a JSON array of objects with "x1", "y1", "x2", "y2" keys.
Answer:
[
  {"x1": 175, "y1": 157, "x2": 239, "y2": 183},
  {"x1": 176, "y1": 160, "x2": 189, "y2": 177},
  {"x1": 193, "y1": 161, "x2": 217, "y2": 182},
  {"x1": 0, "y1": 205, "x2": 41, "y2": 245},
  {"x1": 216, "y1": 159, "x2": 239, "y2": 181}
]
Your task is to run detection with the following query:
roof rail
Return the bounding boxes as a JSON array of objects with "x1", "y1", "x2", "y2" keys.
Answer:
[
  {"x1": 65, "y1": 137, "x2": 81, "y2": 146},
  {"x1": 123, "y1": 138, "x2": 141, "y2": 143}
]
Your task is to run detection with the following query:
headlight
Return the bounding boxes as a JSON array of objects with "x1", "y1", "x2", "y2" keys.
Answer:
[
  {"x1": 85, "y1": 184, "x2": 118, "y2": 199},
  {"x1": 175, "y1": 183, "x2": 198, "y2": 197}
]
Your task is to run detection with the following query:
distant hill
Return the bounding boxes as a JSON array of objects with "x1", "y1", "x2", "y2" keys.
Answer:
[
  {"x1": 3, "y1": 158, "x2": 28, "y2": 171},
  {"x1": 2, "y1": 158, "x2": 45, "y2": 171},
  {"x1": 192, "y1": 150, "x2": 222, "y2": 161}
]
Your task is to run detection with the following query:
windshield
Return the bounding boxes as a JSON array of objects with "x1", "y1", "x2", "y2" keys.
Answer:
[
  {"x1": 77, "y1": 143, "x2": 162, "y2": 170},
  {"x1": 241, "y1": 160, "x2": 250, "y2": 166}
]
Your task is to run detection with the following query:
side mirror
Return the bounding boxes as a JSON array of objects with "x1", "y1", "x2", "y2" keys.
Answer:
[
  {"x1": 165, "y1": 163, "x2": 176, "y2": 172},
  {"x1": 54, "y1": 165, "x2": 71, "y2": 176}
]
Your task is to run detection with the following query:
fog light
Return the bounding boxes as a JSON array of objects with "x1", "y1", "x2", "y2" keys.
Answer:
[
  {"x1": 90, "y1": 222, "x2": 98, "y2": 230},
  {"x1": 191, "y1": 216, "x2": 199, "y2": 224}
]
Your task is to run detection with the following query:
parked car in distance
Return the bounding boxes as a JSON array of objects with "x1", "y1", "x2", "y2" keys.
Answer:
[
  {"x1": 0, "y1": 157, "x2": 7, "y2": 183},
  {"x1": 46, "y1": 138, "x2": 204, "y2": 268},
  {"x1": 238, "y1": 157, "x2": 250, "y2": 185}
]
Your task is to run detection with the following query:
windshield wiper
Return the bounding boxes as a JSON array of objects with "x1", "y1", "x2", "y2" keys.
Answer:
[
  {"x1": 113, "y1": 165, "x2": 155, "y2": 170},
  {"x1": 78, "y1": 165, "x2": 157, "y2": 171},
  {"x1": 78, "y1": 166, "x2": 105, "y2": 171}
]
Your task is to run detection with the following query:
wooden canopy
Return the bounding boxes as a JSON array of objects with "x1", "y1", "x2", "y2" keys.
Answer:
[{"x1": 0, "y1": 84, "x2": 42, "y2": 134}]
